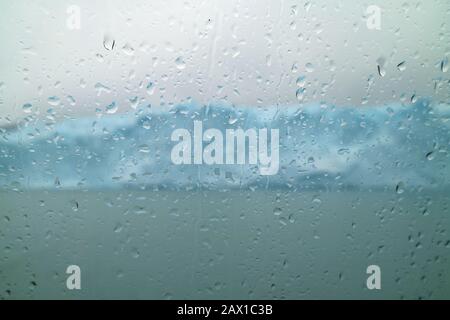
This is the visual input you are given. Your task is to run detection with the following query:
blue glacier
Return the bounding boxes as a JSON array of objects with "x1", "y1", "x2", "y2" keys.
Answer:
[{"x1": 0, "y1": 99, "x2": 449, "y2": 191}]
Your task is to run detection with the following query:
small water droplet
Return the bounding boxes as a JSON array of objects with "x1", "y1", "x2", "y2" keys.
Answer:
[
  {"x1": 296, "y1": 88, "x2": 306, "y2": 102},
  {"x1": 175, "y1": 56, "x2": 186, "y2": 70},
  {"x1": 138, "y1": 144, "x2": 150, "y2": 153},
  {"x1": 70, "y1": 200, "x2": 79, "y2": 212},
  {"x1": 103, "y1": 35, "x2": 115, "y2": 51},
  {"x1": 441, "y1": 58, "x2": 448, "y2": 73},
  {"x1": 106, "y1": 102, "x2": 118, "y2": 114},
  {"x1": 146, "y1": 82, "x2": 155, "y2": 95},
  {"x1": 22, "y1": 103, "x2": 33, "y2": 113},
  {"x1": 273, "y1": 208, "x2": 282, "y2": 216},
  {"x1": 113, "y1": 223, "x2": 123, "y2": 233},
  {"x1": 95, "y1": 82, "x2": 111, "y2": 96},
  {"x1": 396, "y1": 182, "x2": 405, "y2": 194},
  {"x1": 47, "y1": 96, "x2": 60, "y2": 106},
  {"x1": 312, "y1": 196, "x2": 322, "y2": 204},
  {"x1": 129, "y1": 96, "x2": 138, "y2": 109},
  {"x1": 228, "y1": 116, "x2": 238, "y2": 125},
  {"x1": 122, "y1": 43, "x2": 135, "y2": 56},
  {"x1": 304, "y1": 1, "x2": 312, "y2": 11},
  {"x1": 141, "y1": 116, "x2": 151, "y2": 130},
  {"x1": 397, "y1": 61, "x2": 406, "y2": 71},
  {"x1": 426, "y1": 151, "x2": 434, "y2": 161},
  {"x1": 67, "y1": 95, "x2": 76, "y2": 106},
  {"x1": 305, "y1": 63, "x2": 314, "y2": 73},
  {"x1": 132, "y1": 248, "x2": 140, "y2": 259},
  {"x1": 377, "y1": 65, "x2": 386, "y2": 77},
  {"x1": 296, "y1": 75, "x2": 306, "y2": 87}
]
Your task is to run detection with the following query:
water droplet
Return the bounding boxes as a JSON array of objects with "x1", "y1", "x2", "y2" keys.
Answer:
[
  {"x1": 305, "y1": 63, "x2": 314, "y2": 73},
  {"x1": 70, "y1": 200, "x2": 79, "y2": 212},
  {"x1": 296, "y1": 88, "x2": 306, "y2": 102},
  {"x1": 296, "y1": 75, "x2": 306, "y2": 87},
  {"x1": 141, "y1": 116, "x2": 151, "y2": 130},
  {"x1": 122, "y1": 43, "x2": 135, "y2": 56},
  {"x1": 377, "y1": 65, "x2": 386, "y2": 77},
  {"x1": 106, "y1": 102, "x2": 118, "y2": 114},
  {"x1": 338, "y1": 148, "x2": 350, "y2": 155},
  {"x1": 426, "y1": 151, "x2": 434, "y2": 161},
  {"x1": 273, "y1": 207, "x2": 282, "y2": 216},
  {"x1": 146, "y1": 82, "x2": 155, "y2": 95},
  {"x1": 47, "y1": 96, "x2": 60, "y2": 106},
  {"x1": 175, "y1": 56, "x2": 186, "y2": 70},
  {"x1": 22, "y1": 103, "x2": 33, "y2": 113},
  {"x1": 312, "y1": 196, "x2": 322, "y2": 204},
  {"x1": 441, "y1": 58, "x2": 448, "y2": 73},
  {"x1": 397, "y1": 61, "x2": 406, "y2": 72},
  {"x1": 138, "y1": 144, "x2": 150, "y2": 153},
  {"x1": 95, "y1": 53, "x2": 104, "y2": 62},
  {"x1": 103, "y1": 35, "x2": 115, "y2": 51},
  {"x1": 67, "y1": 95, "x2": 76, "y2": 106},
  {"x1": 132, "y1": 248, "x2": 140, "y2": 259},
  {"x1": 113, "y1": 223, "x2": 123, "y2": 233},
  {"x1": 228, "y1": 116, "x2": 238, "y2": 125},
  {"x1": 95, "y1": 82, "x2": 112, "y2": 96},
  {"x1": 396, "y1": 182, "x2": 405, "y2": 194},
  {"x1": 129, "y1": 96, "x2": 138, "y2": 109},
  {"x1": 304, "y1": 1, "x2": 312, "y2": 11}
]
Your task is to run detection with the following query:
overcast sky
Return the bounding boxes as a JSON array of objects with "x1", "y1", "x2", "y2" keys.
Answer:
[{"x1": 0, "y1": 0, "x2": 449, "y2": 127}]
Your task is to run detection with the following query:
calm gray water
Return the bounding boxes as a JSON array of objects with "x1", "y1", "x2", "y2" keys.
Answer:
[{"x1": 1, "y1": 189, "x2": 449, "y2": 299}]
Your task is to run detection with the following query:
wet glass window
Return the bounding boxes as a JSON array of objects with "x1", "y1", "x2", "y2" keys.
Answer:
[{"x1": 0, "y1": 0, "x2": 449, "y2": 299}]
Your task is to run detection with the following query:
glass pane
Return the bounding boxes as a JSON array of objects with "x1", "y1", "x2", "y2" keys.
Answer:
[{"x1": 1, "y1": 0, "x2": 449, "y2": 299}]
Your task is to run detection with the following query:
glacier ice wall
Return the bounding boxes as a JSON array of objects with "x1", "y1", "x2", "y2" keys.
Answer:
[{"x1": 0, "y1": 99, "x2": 449, "y2": 191}]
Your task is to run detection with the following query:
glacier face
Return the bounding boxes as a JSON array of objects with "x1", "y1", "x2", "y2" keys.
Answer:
[{"x1": 0, "y1": 99, "x2": 449, "y2": 191}]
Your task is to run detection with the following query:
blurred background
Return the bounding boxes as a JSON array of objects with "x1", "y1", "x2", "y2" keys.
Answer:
[
  {"x1": 0, "y1": 0, "x2": 449, "y2": 126},
  {"x1": 0, "y1": 0, "x2": 450, "y2": 300}
]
